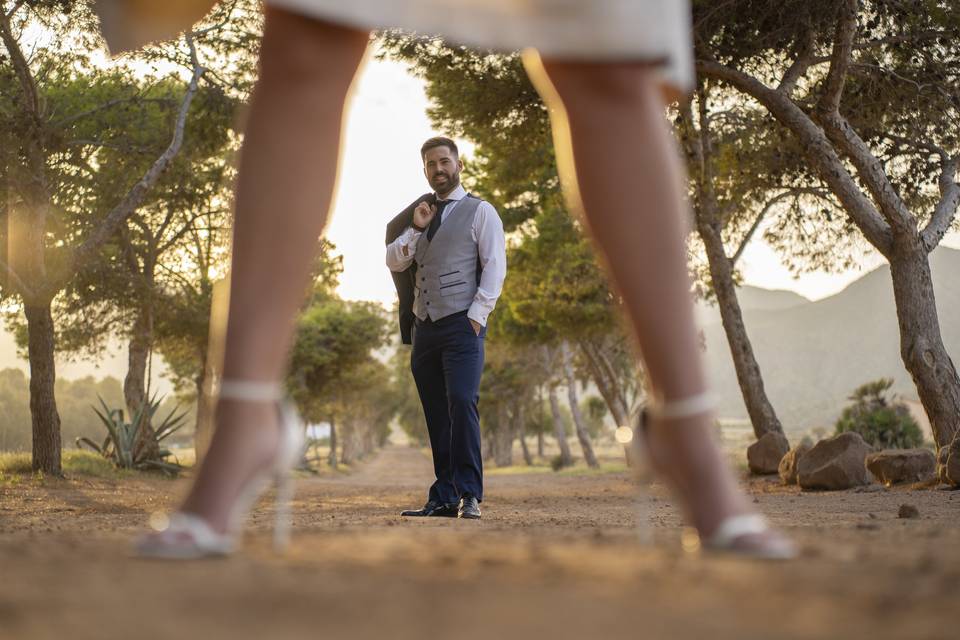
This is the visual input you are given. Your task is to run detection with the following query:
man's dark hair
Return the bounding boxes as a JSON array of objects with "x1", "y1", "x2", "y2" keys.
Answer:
[{"x1": 420, "y1": 136, "x2": 459, "y2": 161}]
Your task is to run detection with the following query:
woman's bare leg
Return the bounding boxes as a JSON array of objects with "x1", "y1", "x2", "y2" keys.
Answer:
[
  {"x1": 178, "y1": 9, "x2": 369, "y2": 533},
  {"x1": 528, "y1": 58, "x2": 754, "y2": 538}
]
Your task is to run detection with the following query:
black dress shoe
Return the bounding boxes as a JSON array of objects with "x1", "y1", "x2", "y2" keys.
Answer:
[
  {"x1": 400, "y1": 501, "x2": 459, "y2": 517},
  {"x1": 458, "y1": 495, "x2": 481, "y2": 519}
]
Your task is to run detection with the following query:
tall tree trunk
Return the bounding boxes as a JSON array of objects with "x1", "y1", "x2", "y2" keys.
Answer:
[
  {"x1": 487, "y1": 408, "x2": 500, "y2": 464},
  {"x1": 515, "y1": 403, "x2": 533, "y2": 466},
  {"x1": 519, "y1": 431, "x2": 533, "y2": 466},
  {"x1": 687, "y1": 88, "x2": 785, "y2": 442},
  {"x1": 192, "y1": 365, "x2": 213, "y2": 464},
  {"x1": 579, "y1": 340, "x2": 630, "y2": 428},
  {"x1": 698, "y1": 219, "x2": 786, "y2": 440},
  {"x1": 2, "y1": 19, "x2": 205, "y2": 474},
  {"x1": 889, "y1": 246, "x2": 960, "y2": 449},
  {"x1": 697, "y1": 60, "x2": 960, "y2": 462},
  {"x1": 341, "y1": 422, "x2": 360, "y2": 465},
  {"x1": 328, "y1": 415, "x2": 338, "y2": 469},
  {"x1": 579, "y1": 340, "x2": 638, "y2": 464},
  {"x1": 493, "y1": 403, "x2": 513, "y2": 467},
  {"x1": 25, "y1": 303, "x2": 61, "y2": 475},
  {"x1": 125, "y1": 304, "x2": 160, "y2": 460},
  {"x1": 547, "y1": 384, "x2": 573, "y2": 467},
  {"x1": 561, "y1": 342, "x2": 599, "y2": 468},
  {"x1": 361, "y1": 425, "x2": 376, "y2": 457},
  {"x1": 536, "y1": 386, "x2": 545, "y2": 457}
]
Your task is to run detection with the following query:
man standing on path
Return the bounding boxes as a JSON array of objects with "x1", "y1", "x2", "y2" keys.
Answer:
[{"x1": 386, "y1": 137, "x2": 507, "y2": 520}]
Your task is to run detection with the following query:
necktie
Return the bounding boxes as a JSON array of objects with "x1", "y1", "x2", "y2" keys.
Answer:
[{"x1": 426, "y1": 199, "x2": 451, "y2": 241}]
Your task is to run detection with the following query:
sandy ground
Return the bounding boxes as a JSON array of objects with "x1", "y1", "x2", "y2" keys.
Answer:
[{"x1": 1, "y1": 445, "x2": 958, "y2": 640}]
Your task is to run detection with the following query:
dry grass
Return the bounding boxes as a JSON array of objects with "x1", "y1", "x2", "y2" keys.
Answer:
[
  {"x1": 487, "y1": 459, "x2": 628, "y2": 477},
  {"x1": 0, "y1": 450, "x2": 125, "y2": 484}
]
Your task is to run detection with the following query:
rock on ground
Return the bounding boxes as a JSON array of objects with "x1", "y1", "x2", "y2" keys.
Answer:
[
  {"x1": 898, "y1": 504, "x2": 920, "y2": 519},
  {"x1": 779, "y1": 438, "x2": 813, "y2": 485},
  {"x1": 943, "y1": 438, "x2": 960, "y2": 487},
  {"x1": 747, "y1": 431, "x2": 790, "y2": 475},
  {"x1": 865, "y1": 449, "x2": 936, "y2": 485},
  {"x1": 798, "y1": 432, "x2": 873, "y2": 491}
]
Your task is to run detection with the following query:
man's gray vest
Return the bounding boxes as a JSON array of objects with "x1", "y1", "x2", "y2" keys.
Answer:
[{"x1": 412, "y1": 195, "x2": 483, "y2": 322}]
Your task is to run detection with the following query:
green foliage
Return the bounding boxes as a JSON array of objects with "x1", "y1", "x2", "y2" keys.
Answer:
[
  {"x1": 79, "y1": 393, "x2": 186, "y2": 473},
  {"x1": 378, "y1": 37, "x2": 554, "y2": 231},
  {"x1": 692, "y1": 0, "x2": 960, "y2": 272},
  {"x1": 289, "y1": 295, "x2": 393, "y2": 463},
  {"x1": 835, "y1": 378, "x2": 923, "y2": 449},
  {"x1": 0, "y1": 369, "x2": 132, "y2": 451},
  {"x1": 581, "y1": 395, "x2": 608, "y2": 439},
  {"x1": 549, "y1": 453, "x2": 570, "y2": 472},
  {"x1": 0, "y1": 1, "x2": 262, "y2": 473},
  {"x1": 502, "y1": 204, "x2": 617, "y2": 344},
  {"x1": 390, "y1": 340, "x2": 429, "y2": 446},
  {"x1": 382, "y1": 35, "x2": 639, "y2": 432},
  {"x1": 0, "y1": 369, "x2": 33, "y2": 451},
  {"x1": 156, "y1": 241, "x2": 342, "y2": 402},
  {"x1": 289, "y1": 298, "x2": 389, "y2": 420},
  {"x1": 335, "y1": 359, "x2": 399, "y2": 462},
  {"x1": 523, "y1": 394, "x2": 552, "y2": 438}
]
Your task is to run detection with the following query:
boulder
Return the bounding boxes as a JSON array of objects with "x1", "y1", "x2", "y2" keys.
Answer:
[
  {"x1": 936, "y1": 445, "x2": 950, "y2": 484},
  {"x1": 943, "y1": 438, "x2": 960, "y2": 487},
  {"x1": 778, "y1": 438, "x2": 813, "y2": 485},
  {"x1": 797, "y1": 432, "x2": 873, "y2": 490},
  {"x1": 747, "y1": 431, "x2": 790, "y2": 475},
  {"x1": 865, "y1": 449, "x2": 936, "y2": 485}
]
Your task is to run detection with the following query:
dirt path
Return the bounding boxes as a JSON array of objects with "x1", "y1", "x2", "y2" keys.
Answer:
[{"x1": 1, "y1": 445, "x2": 958, "y2": 640}]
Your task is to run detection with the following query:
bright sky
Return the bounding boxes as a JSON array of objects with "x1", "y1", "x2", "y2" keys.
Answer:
[{"x1": 324, "y1": 55, "x2": 960, "y2": 306}]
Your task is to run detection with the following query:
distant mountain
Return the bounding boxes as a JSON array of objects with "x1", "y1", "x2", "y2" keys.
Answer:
[
  {"x1": 702, "y1": 247, "x2": 960, "y2": 436},
  {"x1": 696, "y1": 286, "x2": 810, "y2": 326}
]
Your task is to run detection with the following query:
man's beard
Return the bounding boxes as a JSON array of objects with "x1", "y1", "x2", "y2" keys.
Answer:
[{"x1": 431, "y1": 170, "x2": 460, "y2": 194}]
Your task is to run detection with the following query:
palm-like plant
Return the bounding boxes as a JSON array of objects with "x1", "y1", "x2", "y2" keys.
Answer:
[{"x1": 77, "y1": 393, "x2": 188, "y2": 474}]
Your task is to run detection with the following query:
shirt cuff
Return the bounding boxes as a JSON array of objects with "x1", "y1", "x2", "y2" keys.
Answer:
[
  {"x1": 401, "y1": 228, "x2": 422, "y2": 256},
  {"x1": 467, "y1": 304, "x2": 487, "y2": 327}
]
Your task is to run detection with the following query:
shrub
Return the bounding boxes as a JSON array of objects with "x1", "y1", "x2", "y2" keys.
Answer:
[
  {"x1": 834, "y1": 378, "x2": 922, "y2": 449},
  {"x1": 77, "y1": 394, "x2": 187, "y2": 474},
  {"x1": 582, "y1": 395, "x2": 608, "y2": 439},
  {"x1": 550, "y1": 453, "x2": 575, "y2": 471}
]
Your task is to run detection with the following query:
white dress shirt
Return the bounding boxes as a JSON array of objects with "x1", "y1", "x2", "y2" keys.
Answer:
[{"x1": 386, "y1": 184, "x2": 506, "y2": 327}]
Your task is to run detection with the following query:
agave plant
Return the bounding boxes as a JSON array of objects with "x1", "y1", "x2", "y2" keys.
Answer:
[{"x1": 77, "y1": 393, "x2": 188, "y2": 474}]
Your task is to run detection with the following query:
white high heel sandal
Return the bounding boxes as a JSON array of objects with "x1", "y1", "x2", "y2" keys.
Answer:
[
  {"x1": 135, "y1": 380, "x2": 305, "y2": 559},
  {"x1": 639, "y1": 392, "x2": 797, "y2": 560}
]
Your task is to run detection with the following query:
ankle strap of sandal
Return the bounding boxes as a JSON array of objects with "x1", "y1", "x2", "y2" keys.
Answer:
[
  {"x1": 647, "y1": 391, "x2": 717, "y2": 421},
  {"x1": 218, "y1": 380, "x2": 285, "y2": 402}
]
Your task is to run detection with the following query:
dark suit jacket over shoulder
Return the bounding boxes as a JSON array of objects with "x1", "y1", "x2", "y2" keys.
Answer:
[{"x1": 386, "y1": 193, "x2": 434, "y2": 344}]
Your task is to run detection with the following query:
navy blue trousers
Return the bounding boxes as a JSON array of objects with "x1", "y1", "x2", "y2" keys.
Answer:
[{"x1": 411, "y1": 310, "x2": 485, "y2": 504}]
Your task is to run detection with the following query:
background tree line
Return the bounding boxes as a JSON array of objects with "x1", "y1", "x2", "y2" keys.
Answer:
[
  {"x1": 381, "y1": 0, "x2": 960, "y2": 477},
  {"x1": 0, "y1": 0, "x2": 396, "y2": 473},
  {"x1": 2, "y1": 0, "x2": 957, "y2": 481}
]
